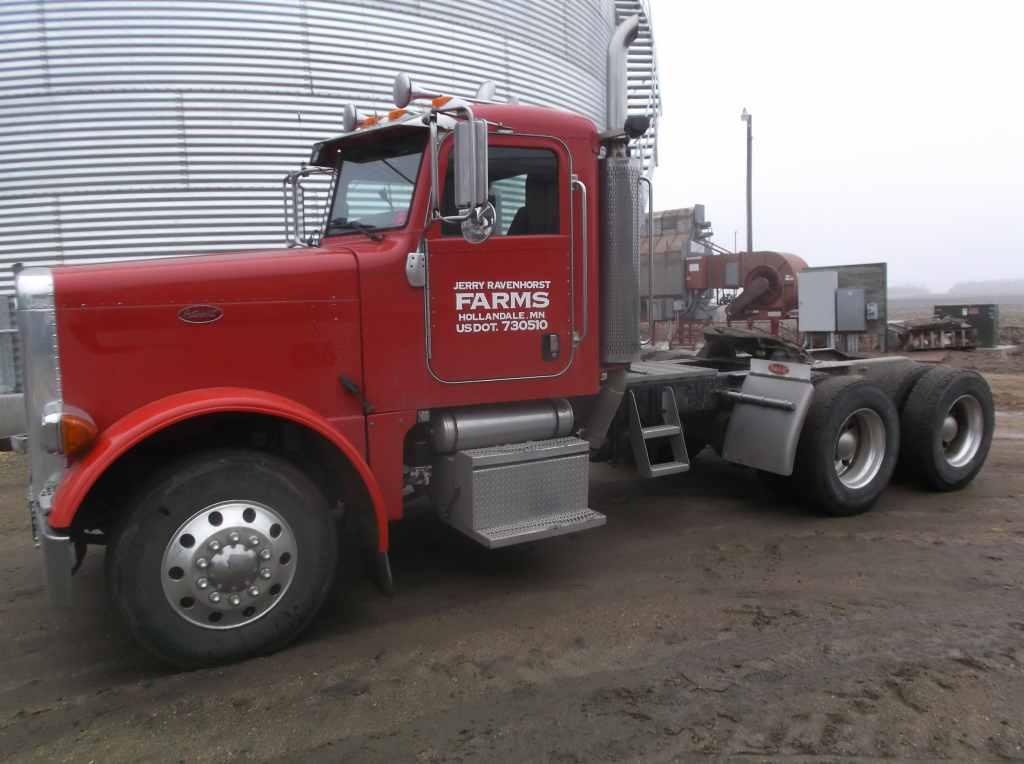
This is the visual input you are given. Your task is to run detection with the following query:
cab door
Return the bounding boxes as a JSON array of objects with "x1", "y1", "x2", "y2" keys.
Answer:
[{"x1": 424, "y1": 136, "x2": 575, "y2": 383}]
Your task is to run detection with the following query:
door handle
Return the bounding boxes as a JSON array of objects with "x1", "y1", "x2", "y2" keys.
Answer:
[{"x1": 542, "y1": 332, "x2": 561, "y2": 361}]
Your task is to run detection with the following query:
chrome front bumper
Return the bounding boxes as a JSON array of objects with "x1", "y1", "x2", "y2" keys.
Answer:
[
  {"x1": 31, "y1": 478, "x2": 75, "y2": 607},
  {"x1": 34, "y1": 502, "x2": 75, "y2": 607}
]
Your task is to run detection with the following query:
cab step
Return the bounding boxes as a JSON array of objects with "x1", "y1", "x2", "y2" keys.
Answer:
[
  {"x1": 627, "y1": 387, "x2": 691, "y2": 478},
  {"x1": 472, "y1": 508, "x2": 606, "y2": 549}
]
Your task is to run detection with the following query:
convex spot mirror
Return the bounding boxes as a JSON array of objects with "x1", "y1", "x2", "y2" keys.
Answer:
[{"x1": 461, "y1": 202, "x2": 496, "y2": 244}]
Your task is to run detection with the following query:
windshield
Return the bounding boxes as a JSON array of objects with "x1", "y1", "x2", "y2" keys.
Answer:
[{"x1": 324, "y1": 132, "x2": 425, "y2": 238}]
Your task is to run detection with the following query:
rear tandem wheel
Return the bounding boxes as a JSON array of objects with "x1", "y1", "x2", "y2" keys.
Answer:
[
  {"x1": 900, "y1": 367, "x2": 994, "y2": 491},
  {"x1": 789, "y1": 377, "x2": 900, "y2": 516}
]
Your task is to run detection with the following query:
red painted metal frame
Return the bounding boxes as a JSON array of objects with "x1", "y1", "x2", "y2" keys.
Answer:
[{"x1": 366, "y1": 410, "x2": 417, "y2": 522}]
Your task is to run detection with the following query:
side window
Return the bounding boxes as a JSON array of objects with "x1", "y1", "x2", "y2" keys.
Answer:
[{"x1": 442, "y1": 146, "x2": 559, "y2": 236}]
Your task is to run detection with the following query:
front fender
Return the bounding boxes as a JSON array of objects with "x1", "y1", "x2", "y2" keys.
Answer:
[{"x1": 49, "y1": 387, "x2": 388, "y2": 551}]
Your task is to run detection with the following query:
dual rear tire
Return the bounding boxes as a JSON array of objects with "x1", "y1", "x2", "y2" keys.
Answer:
[
  {"x1": 900, "y1": 367, "x2": 994, "y2": 491},
  {"x1": 767, "y1": 365, "x2": 993, "y2": 516},
  {"x1": 790, "y1": 377, "x2": 900, "y2": 516}
]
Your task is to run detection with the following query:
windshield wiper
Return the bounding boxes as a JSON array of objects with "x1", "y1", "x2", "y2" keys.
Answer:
[
  {"x1": 380, "y1": 158, "x2": 416, "y2": 186},
  {"x1": 327, "y1": 219, "x2": 384, "y2": 241}
]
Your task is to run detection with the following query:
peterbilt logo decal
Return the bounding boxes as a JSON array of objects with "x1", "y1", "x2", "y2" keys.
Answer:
[
  {"x1": 768, "y1": 362, "x2": 790, "y2": 376},
  {"x1": 177, "y1": 304, "x2": 223, "y2": 324}
]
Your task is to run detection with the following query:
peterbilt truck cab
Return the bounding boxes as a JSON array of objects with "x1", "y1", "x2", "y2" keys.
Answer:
[{"x1": 14, "y1": 18, "x2": 994, "y2": 667}]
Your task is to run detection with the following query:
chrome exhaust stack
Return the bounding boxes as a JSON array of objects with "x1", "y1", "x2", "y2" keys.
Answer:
[
  {"x1": 606, "y1": 15, "x2": 640, "y2": 135},
  {"x1": 583, "y1": 14, "x2": 644, "y2": 450}
]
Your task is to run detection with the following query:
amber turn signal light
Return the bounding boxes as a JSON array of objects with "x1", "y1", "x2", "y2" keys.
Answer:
[
  {"x1": 61, "y1": 410, "x2": 98, "y2": 457},
  {"x1": 42, "y1": 404, "x2": 98, "y2": 457}
]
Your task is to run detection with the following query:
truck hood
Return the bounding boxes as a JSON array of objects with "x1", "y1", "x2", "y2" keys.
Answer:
[
  {"x1": 53, "y1": 247, "x2": 357, "y2": 309},
  {"x1": 52, "y1": 247, "x2": 365, "y2": 431}
]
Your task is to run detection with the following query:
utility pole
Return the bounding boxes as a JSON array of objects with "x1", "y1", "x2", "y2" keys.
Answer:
[{"x1": 740, "y1": 108, "x2": 752, "y2": 253}]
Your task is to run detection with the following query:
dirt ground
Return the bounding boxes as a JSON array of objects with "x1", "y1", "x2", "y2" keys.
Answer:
[{"x1": 2, "y1": 413, "x2": 1024, "y2": 762}]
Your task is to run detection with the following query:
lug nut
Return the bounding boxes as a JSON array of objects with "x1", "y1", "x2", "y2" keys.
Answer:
[
  {"x1": 249, "y1": 586, "x2": 260, "y2": 597},
  {"x1": 249, "y1": 535, "x2": 260, "y2": 547},
  {"x1": 196, "y1": 557, "x2": 209, "y2": 569},
  {"x1": 259, "y1": 568, "x2": 272, "y2": 580},
  {"x1": 229, "y1": 594, "x2": 241, "y2": 607},
  {"x1": 209, "y1": 591, "x2": 222, "y2": 604},
  {"x1": 197, "y1": 577, "x2": 209, "y2": 590},
  {"x1": 228, "y1": 531, "x2": 240, "y2": 543},
  {"x1": 208, "y1": 539, "x2": 221, "y2": 552},
  {"x1": 259, "y1": 548, "x2": 272, "y2": 560}
]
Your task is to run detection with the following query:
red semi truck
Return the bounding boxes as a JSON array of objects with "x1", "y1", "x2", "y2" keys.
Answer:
[{"x1": 14, "y1": 18, "x2": 993, "y2": 667}]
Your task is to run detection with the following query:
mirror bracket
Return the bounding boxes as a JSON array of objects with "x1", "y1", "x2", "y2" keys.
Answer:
[{"x1": 282, "y1": 165, "x2": 335, "y2": 247}]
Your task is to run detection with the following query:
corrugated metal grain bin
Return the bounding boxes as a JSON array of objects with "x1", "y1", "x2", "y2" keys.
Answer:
[
  {"x1": 935, "y1": 304, "x2": 1000, "y2": 348},
  {"x1": 0, "y1": 0, "x2": 662, "y2": 294}
]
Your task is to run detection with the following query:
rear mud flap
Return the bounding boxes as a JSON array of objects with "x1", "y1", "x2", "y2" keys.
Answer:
[{"x1": 722, "y1": 361, "x2": 814, "y2": 476}]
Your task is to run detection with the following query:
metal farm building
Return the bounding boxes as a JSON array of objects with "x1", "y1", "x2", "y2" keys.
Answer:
[{"x1": 0, "y1": 0, "x2": 660, "y2": 293}]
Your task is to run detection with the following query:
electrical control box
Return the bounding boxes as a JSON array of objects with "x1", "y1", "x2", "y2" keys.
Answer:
[
  {"x1": 836, "y1": 288, "x2": 866, "y2": 331},
  {"x1": 797, "y1": 270, "x2": 839, "y2": 332}
]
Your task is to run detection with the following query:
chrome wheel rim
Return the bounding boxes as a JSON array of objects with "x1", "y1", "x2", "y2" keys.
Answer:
[
  {"x1": 160, "y1": 500, "x2": 297, "y2": 630},
  {"x1": 943, "y1": 394, "x2": 984, "y2": 468},
  {"x1": 833, "y1": 407, "x2": 886, "y2": 490}
]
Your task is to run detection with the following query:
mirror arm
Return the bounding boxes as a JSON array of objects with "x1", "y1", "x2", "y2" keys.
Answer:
[
  {"x1": 429, "y1": 113, "x2": 440, "y2": 219},
  {"x1": 314, "y1": 167, "x2": 339, "y2": 246},
  {"x1": 435, "y1": 211, "x2": 472, "y2": 223},
  {"x1": 295, "y1": 176, "x2": 306, "y2": 244},
  {"x1": 282, "y1": 172, "x2": 295, "y2": 246},
  {"x1": 281, "y1": 166, "x2": 334, "y2": 247}
]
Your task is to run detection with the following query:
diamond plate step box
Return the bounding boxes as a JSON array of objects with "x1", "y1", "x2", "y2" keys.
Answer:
[{"x1": 433, "y1": 437, "x2": 605, "y2": 548}]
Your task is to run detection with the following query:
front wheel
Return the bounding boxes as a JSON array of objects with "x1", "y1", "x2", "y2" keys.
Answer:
[
  {"x1": 107, "y1": 449, "x2": 339, "y2": 668},
  {"x1": 792, "y1": 377, "x2": 900, "y2": 516}
]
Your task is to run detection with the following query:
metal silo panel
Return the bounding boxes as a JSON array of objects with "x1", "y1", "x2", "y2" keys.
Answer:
[{"x1": 0, "y1": 0, "x2": 657, "y2": 294}]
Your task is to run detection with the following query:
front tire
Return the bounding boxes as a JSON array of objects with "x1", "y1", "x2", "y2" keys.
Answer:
[
  {"x1": 108, "y1": 449, "x2": 338, "y2": 668},
  {"x1": 793, "y1": 377, "x2": 900, "y2": 516},
  {"x1": 901, "y1": 368, "x2": 994, "y2": 491}
]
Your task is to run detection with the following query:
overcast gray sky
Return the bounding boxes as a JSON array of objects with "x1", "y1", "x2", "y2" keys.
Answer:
[{"x1": 649, "y1": 0, "x2": 1022, "y2": 292}]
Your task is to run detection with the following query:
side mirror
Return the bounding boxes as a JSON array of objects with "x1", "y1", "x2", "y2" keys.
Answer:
[{"x1": 454, "y1": 118, "x2": 488, "y2": 211}]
